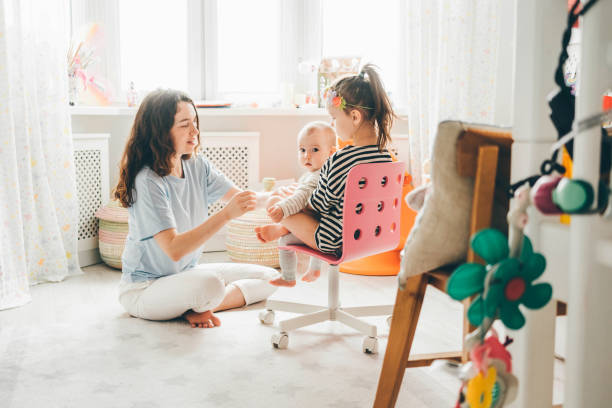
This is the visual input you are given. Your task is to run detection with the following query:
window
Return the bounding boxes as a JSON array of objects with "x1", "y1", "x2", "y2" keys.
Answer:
[
  {"x1": 71, "y1": 0, "x2": 406, "y2": 106},
  {"x1": 321, "y1": 0, "x2": 401, "y2": 99},
  {"x1": 119, "y1": 0, "x2": 188, "y2": 93},
  {"x1": 216, "y1": 0, "x2": 281, "y2": 101}
]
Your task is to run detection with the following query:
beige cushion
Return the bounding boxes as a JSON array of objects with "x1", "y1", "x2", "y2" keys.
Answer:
[{"x1": 398, "y1": 121, "x2": 511, "y2": 283}]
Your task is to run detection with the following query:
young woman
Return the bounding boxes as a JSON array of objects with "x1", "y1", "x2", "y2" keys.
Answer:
[{"x1": 114, "y1": 89, "x2": 277, "y2": 328}]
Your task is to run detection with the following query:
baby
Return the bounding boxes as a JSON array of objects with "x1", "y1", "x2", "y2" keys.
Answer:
[{"x1": 258, "y1": 121, "x2": 337, "y2": 287}]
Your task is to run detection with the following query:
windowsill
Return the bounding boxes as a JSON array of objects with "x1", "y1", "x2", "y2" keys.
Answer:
[
  {"x1": 69, "y1": 105, "x2": 409, "y2": 118},
  {"x1": 69, "y1": 105, "x2": 329, "y2": 116}
]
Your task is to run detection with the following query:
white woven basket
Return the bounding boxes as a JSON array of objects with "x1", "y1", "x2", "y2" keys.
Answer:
[{"x1": 226, "y1": 208, "x2": 279, "y2": 268}]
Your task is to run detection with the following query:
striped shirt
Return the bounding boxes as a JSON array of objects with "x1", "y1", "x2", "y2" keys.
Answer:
[{"x1": 308, "y1": 145, "x2": 392, "y2": 254}]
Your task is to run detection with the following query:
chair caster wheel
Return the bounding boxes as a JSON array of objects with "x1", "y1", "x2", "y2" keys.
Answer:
[
  {"x1": 363, "y1": 336, "x2": 378, "y2": 354},
  {"x1": 259, "y1": 309, "x2": 275, "y2": 325},
  {"x1": 272, "y1": 332, "x2": 289, "y2": 349}
]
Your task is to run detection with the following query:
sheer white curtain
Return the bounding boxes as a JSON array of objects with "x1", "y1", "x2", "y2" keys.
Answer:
[
  {"x1": 403, "y1": 0, "x2": 502, "y2": 185},
  {"x1": 0, "y1": 0, "x2": 80, "y2": 310}
]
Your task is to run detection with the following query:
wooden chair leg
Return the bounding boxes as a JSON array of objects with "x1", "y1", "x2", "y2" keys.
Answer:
[{"x1": 373, "y1": 274, "x2": 428, "y2": 408}]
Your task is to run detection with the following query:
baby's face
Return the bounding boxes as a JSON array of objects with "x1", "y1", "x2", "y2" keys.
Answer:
[{"x1": 298, "y1": 130, "x2": 335, "y2": 172}]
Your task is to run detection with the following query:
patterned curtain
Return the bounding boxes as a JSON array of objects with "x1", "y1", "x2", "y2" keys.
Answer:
[
  {"x1": 403, "y1": 0, "x2": 502, "y2": 185},
  {"x1": 0, "y1": 0, "x2": 80, "y2": 310}
]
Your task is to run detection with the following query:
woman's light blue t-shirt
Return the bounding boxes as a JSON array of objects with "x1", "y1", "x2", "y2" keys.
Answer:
[{"x1": 121, "y1": 155, "x2": 233, "y2": 282}]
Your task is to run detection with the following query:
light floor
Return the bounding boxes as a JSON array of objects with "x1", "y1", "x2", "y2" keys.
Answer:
[{"x1": 0, "y1": 252, "x2": 564, "y2": 408}]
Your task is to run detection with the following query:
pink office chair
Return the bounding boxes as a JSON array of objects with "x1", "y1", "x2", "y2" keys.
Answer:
[{"x1": 258, "y1": 162, "x2": 405, "y2": 353}]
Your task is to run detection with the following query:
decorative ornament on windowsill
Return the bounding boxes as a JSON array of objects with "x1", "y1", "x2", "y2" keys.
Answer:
[
  {"x1": 126, "y1": 81, "x2": 138, "y2": 107},
  {"x1": 440, "y1": 185, "x2": 553, "y2": 407},
  {"x1": 67, "y1": 23, "x2": 111, "y2": 106},
  {"x1": 296, "y1": 60, "x2": 319, "y2": 107}
]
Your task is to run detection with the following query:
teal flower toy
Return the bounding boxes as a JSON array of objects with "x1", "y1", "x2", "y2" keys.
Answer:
[{"x1": 447, "y1": 229, "x2": 552, "y2": 330}]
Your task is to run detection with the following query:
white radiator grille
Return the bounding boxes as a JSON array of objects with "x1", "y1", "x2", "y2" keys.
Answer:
[
  {"x1": 203, "y1": 145, "x2": 250, "y2": 215},
  {"x1": 75, "y1": 149, "x2": 102, "y2": 240},
  {"x1": 73, "y1": 133, "x2": 110, "y2": 266}
]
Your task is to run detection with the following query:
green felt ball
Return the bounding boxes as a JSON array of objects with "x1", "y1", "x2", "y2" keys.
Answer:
[{"x1": 552, "y1": 178, "x2": 593, "y2": 213}]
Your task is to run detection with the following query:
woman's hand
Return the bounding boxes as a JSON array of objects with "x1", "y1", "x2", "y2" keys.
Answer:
[
  {"x1": 267, "y1": 205, "x2": 284, "y2": 223},
  {"x1": 223, "y1": 190, "x2": 257, "y2": 220}
]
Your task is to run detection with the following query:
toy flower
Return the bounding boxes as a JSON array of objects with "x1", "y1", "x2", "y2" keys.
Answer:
[
  {"x1": 326, "y1": 89, "x2": 347, "y2": 110},
  {"x1": 466, "y1": 366, "x2": 497, "y2": 408},
  {"x1": 447, "y1": 229, "x2": 552, "y2": 330},
  {"x1": 471, "y1": 332, "x2": 513, "y2": 374},
  {"x1": 332, "y1": 96, "x2": 344, "y2": 108}
]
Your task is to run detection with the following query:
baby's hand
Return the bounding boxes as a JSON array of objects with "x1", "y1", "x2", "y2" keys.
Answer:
[
  {"x1": 274, "y1": 184, "x2": 298, "y2": 199},
  {"x1": 267, "y1": 205, "x2": 284, "y2": 223}
]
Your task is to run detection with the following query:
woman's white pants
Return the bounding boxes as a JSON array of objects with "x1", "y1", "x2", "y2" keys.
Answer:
[{"x1": 118, "y1": 263, "x2": 278, "y2": 321}]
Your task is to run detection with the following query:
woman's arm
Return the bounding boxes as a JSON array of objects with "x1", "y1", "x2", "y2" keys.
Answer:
[
  {"x1": 154, "y1": 189, "x2": 256, "y2": 261},
  {"x1": 220, "y1": 186, "x2": 241, "y2": 203},
  {"x1": 222, "y1": 185, "x2": 273, "y2": 210}
]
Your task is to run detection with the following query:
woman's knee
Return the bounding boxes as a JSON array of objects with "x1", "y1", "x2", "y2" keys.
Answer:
[{"x1": 191, "y1": 272, "x2": 225, "y2": 311}]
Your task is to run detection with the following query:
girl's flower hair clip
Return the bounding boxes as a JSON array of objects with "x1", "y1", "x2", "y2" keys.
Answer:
[{"x1": 325, "y1": 88, "x2": 374, "y2": 111}]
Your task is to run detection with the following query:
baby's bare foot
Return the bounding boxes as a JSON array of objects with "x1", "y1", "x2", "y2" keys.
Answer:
[
  {"x1": 269, "y1": 277, "x2": 297, "y2": 287},
  {"x1": 184, "y1": 310, "x2": 221, "y2": 328},
  {"x1": 254, "y1": 224, "x2": 289, "y2": 243},
  {"x1": 301, "y1": 269, "x2": 321, "y2": 282}
]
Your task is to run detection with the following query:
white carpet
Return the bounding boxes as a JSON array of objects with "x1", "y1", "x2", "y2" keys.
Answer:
[{"x1": 0, "y1": 254, "x2": 464, "y2": 408}]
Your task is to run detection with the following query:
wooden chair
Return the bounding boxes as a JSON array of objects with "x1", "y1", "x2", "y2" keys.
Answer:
[{"x1": 373, "y1": 125, "x2": 513, "y2": 407}]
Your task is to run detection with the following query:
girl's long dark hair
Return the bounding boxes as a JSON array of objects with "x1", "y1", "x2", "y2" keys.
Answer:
[
  {"x1": 331, "y1": 63, "x2": 396, "y2": 151},
  {"x1": 114, "y1": 89, "x2": 200, "y2": 207}
]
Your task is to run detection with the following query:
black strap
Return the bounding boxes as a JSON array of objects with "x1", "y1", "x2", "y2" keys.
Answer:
[
  {"x1": 554, "y1": 0, "x2": 599, "y2": 88},
  {"x1": 509, "y1": 0, "x2": 599, "y2": 198},
  {"x1": 507, "y1": 159, "x2": 567, "y2": 199}
]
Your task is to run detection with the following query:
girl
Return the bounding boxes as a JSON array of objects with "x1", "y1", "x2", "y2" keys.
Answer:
[
  {"x1": 115, "y1": 89, "x2": 277, "y2": 328},
  {"x1": 256, "y1": 64, "x2": 395, "y2": 263}
]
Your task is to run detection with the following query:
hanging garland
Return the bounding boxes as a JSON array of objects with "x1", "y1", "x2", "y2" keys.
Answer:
[{"x1": 443, "y1": 185, "x2": 552, "y2": 408}]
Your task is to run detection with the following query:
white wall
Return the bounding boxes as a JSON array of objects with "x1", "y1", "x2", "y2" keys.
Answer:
[{"x1": 71, "y1": 110, "x2": 411, "y2": 198}]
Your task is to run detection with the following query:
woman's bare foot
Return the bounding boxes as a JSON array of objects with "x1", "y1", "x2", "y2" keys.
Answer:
[
  {"x1": 301, "y1": 269, "x2": 321, "y2": 282},
  {"x1": 269, "y1": 277, "x2": 297, "y2": 287},
  {"x1": 184, "y1": 310, "x2": 221, "y2": 328},
  {"x1": 255, "y1": 224, "x2": 289, "y2": 243}
]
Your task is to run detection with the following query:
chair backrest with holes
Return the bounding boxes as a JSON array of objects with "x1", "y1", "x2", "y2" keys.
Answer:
[{"x1": 340, "y1": 162, "x2": 405, "y2": 263}]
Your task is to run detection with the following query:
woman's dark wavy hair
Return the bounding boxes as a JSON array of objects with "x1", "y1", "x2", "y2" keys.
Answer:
[
  {"x1": 114, "y1": 89, "x2": 200, "y2": 207},
  {"x1": 330, "y1": 63, "x2": 397, "y2": 151}
]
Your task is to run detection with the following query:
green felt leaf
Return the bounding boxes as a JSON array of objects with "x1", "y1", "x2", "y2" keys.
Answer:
[
  {"x1": 519, "y1": 236, "x2": 533, "y2": 263},
  {"x1": 471, "y1": 229, "x2": 509, "y2": 265},
  {"x1": 500, "y1": 302, "x2": 525, "y2": 330},
  {"x1": 467, "y1": 295, "x2": 485, "y2": 326},
  {"x1": 493, "y1": 258, "x2": 520, "y2": 282},
  {"x1": 447, "y1": 263, "x2": 486, "y2": 300},
  {"x1": 484, "y1": 283, "x2": 503, "y2": 318},
  {"x1": 522, "y1": 253, "x2": 546, "y2": 283},
  {"x1": 521, "y1": 283, "x2": 553, "y2": 309}
]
